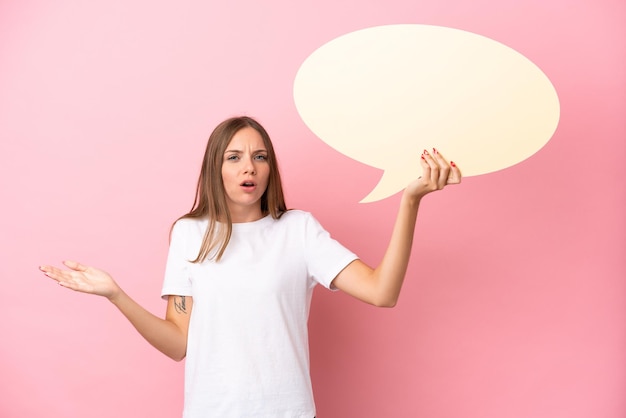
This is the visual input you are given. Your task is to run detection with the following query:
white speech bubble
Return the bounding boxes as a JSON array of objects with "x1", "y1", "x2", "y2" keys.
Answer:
[{"x1": 293, "y1": 24, "x2": 560, "y2": 202}]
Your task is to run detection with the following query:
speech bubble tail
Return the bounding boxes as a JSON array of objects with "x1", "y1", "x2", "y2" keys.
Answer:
[{"x1": 359, "y1": 170, "x2": 405, "y2": 203}]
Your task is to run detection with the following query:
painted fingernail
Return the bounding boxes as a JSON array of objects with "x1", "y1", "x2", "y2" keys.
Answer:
[
  {"x1": 451, "y1": 161, "x2": 456, "y2": 167},
  {"x1": 433, "y1": 148, "x2": 438, "y2": 154},
  {"x1": 421, "y1": 155, "x2": 425, "y2": 160},
  {"x1": 423, "y1": 149, "x2": 429, "y2": 155}
]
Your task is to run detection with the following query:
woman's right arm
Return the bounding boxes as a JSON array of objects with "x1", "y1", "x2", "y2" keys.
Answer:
[{"x1": 39, "y1": 260, "x2": 192, "y2": 362}]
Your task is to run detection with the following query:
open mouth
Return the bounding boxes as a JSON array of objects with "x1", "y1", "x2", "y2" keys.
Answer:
[{"x1": 241, "y1": 181, "x2": 256, "y2": 187}]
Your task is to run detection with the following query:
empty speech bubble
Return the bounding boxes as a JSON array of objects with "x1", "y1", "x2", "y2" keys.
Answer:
[{"x1": 293, "y1": 24, "x2": 560, "y2": 202}]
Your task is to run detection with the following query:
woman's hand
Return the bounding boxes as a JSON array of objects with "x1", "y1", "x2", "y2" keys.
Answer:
[
  {"x1": 405, "y1": 148, "x2": 461, "y2": 200},
  {"x1": 39, "y1": 261, "x2": 121, "y2": 300}
]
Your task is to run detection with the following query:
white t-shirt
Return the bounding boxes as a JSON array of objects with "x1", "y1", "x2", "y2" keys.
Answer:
[{"x1": 161, "y1": 210, "x2": 358, "y2": 418}]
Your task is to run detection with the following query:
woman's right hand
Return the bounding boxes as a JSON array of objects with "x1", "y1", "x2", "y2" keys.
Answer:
[{"x1": 39, "y1": 261, "x2": 121, "y2": 300}]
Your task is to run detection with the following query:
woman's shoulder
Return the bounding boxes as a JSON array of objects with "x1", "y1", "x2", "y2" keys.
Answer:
[
  {"x1": 280, "y1": 209, "x2": 314, "y2": 223},
  {"x1": 171, "y1": 216, "x2": 208, "y2": 236},
  {"x1": 278, "y1": 210, "x2": 328, "y2": 232}
]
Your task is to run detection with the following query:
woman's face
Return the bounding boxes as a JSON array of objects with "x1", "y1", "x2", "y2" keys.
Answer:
[{"x1": 221, "y1": 127, "x2": 270, "y2": 222}]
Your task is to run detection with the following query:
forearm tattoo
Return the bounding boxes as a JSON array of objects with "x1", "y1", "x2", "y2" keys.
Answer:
[{"x1": 174, "y1": 296, "x2": 188, "y2": 314}]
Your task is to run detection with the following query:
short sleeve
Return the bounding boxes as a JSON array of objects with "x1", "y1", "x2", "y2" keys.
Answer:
[
  {"x1": 303, "y1": 213, "x2": 359, "y2": 290},
  {"x1": 160, "y1": 220, "x2": 194, "y2": 299}
]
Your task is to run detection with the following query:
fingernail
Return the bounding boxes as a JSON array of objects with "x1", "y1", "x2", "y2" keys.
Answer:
[
  {"x1": 423, "y1": 149, "x2": 429, "y2": 155},
  {"x1": 421, "y1": 155, "x2": 425, "y2": 160},
  {"x1": 451, "y1": 161, "x2": 456, "y2": 167},
  {"x1": 433, "y1": 148, "x2": 438, "y2": 154}
]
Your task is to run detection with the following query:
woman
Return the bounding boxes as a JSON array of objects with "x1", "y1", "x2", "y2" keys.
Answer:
[{"x1": 40, "y1": 116, "x2": 461, "y2": 417}]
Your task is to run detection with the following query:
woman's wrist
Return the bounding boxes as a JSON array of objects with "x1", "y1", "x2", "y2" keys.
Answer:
[{"x1": 402, "y1": 188, "x2": 424, "y2": 206}]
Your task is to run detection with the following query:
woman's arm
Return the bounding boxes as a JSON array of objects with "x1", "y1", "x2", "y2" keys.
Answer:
[
  {"x1": 39, "y1": 261, "x2": 192, "y2": 361},
  {"x1": 331, "y1": 149, "x2": 461, "y2": 307}
]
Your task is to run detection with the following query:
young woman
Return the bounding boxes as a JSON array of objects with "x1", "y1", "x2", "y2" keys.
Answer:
[{"x1": 40, "y1": 116, "x2": 461, "y2": 417}]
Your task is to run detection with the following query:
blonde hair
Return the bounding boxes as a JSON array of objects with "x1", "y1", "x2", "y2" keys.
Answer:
[{"x1": 178, "y1": 116, "x2": 287, "y2": 262}]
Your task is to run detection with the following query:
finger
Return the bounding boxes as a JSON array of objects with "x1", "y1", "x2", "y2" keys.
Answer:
[
  {"x1": 429, "y1": 149, "x2": 461, "y2": 185},
  {"x1": 419, "y1": 152, "x2": 431, "y2": 178},
  {"x1": 63, "y1": 260, "x2": 88, "y2": 272},
  {"x1": 39, "y1": 265, "x2": 83, "y2": 291},
  {"x1": 57, "y1": 278, "x2": 86, "y2": 292},
  {"x1": 422, "y1": 149, "x2": 440, "y2": 186},
  {"x1": 432, "y1": 148, "x2": 451, "y2": 189},
  {"x1": 447, "y1": 162, "x2": 462, "y2": 184},
  {"x1": 39, "y1": 265, "x2": 58, "y2": 282},
  {"x1": 419, "y1": 154, "x2": 432, "y2": 186},
  {"x1": 39, "y1": 265, "x2": 70, "y2": 281}
]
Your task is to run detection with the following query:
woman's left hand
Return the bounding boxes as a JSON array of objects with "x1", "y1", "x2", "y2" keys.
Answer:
[{"x1": 405, "y1": 148, "x2": 462, "y2": 200}]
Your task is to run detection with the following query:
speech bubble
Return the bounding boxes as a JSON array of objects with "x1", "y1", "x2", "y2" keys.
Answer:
[{"x1": 293, "y1": 24, "x2": 560, "y2": 202}]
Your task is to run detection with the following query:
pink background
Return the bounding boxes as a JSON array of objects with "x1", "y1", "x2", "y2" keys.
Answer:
[{"x1": 1, "y1": 0, "x2": 624, "y2": 417}]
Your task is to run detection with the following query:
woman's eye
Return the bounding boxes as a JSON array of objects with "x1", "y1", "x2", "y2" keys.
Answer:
[
  {"x1": 226, "y1": 155, "x2": 239, "y2": 161},
  {"x1": 254, "y1": 155, "x2": 268, "y2": 161}
]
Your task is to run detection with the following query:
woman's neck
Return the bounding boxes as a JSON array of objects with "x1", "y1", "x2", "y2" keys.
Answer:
[{"x1": 227, "y1": 206, "x2": 264, "y2": 223}]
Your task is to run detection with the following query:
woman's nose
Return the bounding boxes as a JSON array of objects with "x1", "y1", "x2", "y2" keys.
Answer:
[{"x1": 243, "y1": 157, "x2": 256, "y2": 174}]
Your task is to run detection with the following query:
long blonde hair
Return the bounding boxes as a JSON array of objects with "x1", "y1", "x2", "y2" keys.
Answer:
[{"x1": 178, "y1": 116, "x2": 287, "y2": 262}]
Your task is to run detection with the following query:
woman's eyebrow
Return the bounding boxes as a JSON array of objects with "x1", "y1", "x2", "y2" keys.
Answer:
[{"x1": 224, "y1": 148, "x2": 267, "y2": 153}]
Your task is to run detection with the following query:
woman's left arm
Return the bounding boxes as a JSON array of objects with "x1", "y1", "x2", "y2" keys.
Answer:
[{"x1": 332, "y1": 149, "x2": 461, "y2": 307}]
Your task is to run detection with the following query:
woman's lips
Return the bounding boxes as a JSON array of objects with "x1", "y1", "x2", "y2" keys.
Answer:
[{"x1": 240, "y1": 180, "x2": 256, "y2": 192}]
